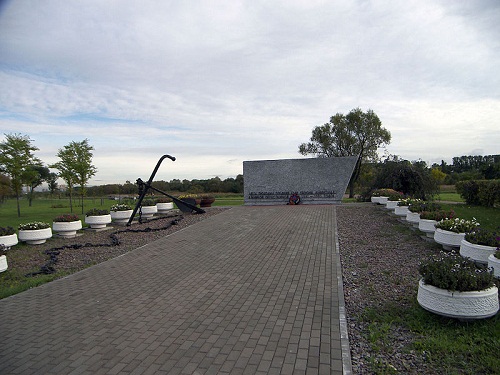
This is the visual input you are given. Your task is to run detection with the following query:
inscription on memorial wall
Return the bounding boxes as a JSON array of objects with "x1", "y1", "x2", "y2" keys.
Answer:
[{"x1": 248, "y1": 190, "x2": 336, "y2": 200}]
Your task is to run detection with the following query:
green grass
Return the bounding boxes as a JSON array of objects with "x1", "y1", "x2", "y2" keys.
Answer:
[
  {"x1": 435, "y1": 191, "x2": 464, "y2": 203},
  {"x1": 362, "y1": 300, "x2": 500, "y2": 374}
]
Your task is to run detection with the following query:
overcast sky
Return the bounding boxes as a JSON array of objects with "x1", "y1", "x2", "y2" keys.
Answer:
[{"x1": 1, "y1": 0, "x2": 499, "y2": 185}]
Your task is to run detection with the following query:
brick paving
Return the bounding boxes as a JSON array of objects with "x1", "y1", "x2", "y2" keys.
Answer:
[{"x1": 0, "y1": 205, "x2": 351, "y2": 374}]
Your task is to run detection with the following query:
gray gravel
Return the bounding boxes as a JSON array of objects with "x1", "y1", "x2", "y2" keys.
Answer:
[{"x1": 337, "y1": 203, "x2": 439, "y2": 374}]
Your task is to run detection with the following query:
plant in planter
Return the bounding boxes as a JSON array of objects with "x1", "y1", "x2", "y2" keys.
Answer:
[
  {"x1": 384, "y1": 191, "x2": 404, "y2": 210},
  {"x1": 418, "y1": 210, "x2": 455, "y2": 238},
  {"x1": 200, "y1": 195, "x2": 216, "y2": 208},
  {"x1": 0, "y1": 226, "x2": 18, "y2": 250},
  {"x1": 85, "y1": 208, "x2": 112, "y2": 229},
  {"x1": 18, "y1": 222, "x2": 52, "y2": 245},
  {"x1": 417, "y1": 251, "x2": 499, "y2": 320},
  {"x1": 139, "y1": 198, "x2": 158, "y2": 219},
  {"x1": 52, "y1": 213, "x2": 82, "y2": 237},
  {"x1": 406, "y1": 200, "x2": 426, "y2": 226},
  {"x1": 460, "y1": 227, "x2": 500, "y2": 265},
  {"x1": 434, "y1": 217, "x2": 480, "y2": 250},
  {"x1": 394, "y1": 198, "x2": 418, "y2": 216},
  {"x1": 488, "y1": 248, "x2": 500, "y2": 278},
  {"x1": 371, "y1": 188, "x2": 399, "y2": 204},
  {"x1": 155, "y1": 197, "x2": 174, "y2": 212},
  {"x1": 110, "y1": 203, "x2": 134, "y2": 224}
]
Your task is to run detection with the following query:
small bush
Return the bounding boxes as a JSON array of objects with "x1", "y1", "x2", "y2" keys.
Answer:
[
  {"x1": 141, "y1": 199, "x2": 156, "y2": 206},
  {"x1": 110, "y1": 204, "x2": 132, "y2": 211},
  {"x1": 464, "y1": 227, "x2": 500, "y2": 247},
  {"x1": 456, "y1": 180, "x2": 500, "y2": 207},
  {"x1": 435, "y1": 217, "x2": 479, "y2": 233},
  {"x1": 18, "y1": 222, "x2": 50, "y2": 230},
  {"x1": 419, "y1": 210, "x2": 455, "y2": 221}
]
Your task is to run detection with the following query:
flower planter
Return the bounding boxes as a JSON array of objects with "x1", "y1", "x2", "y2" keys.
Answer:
[
  {"x1": 460, "y1": 240, "x2": 497, "y2": 265},
  {"x1": 139, "y1": 205, "x2": 157, "y2": 219},
  {"x1": 18, "y1": 227, "x2": 53, "y2": 245},
  {"x1": 394, "y1": 206, "x2": 410, "y2": 216},
  {"x1": 417, "y1": 279, "x2": 499, "y2": 320},
  {"x1": 418, "y1": 219, "x2": 437, "y2": 239},
  {"x1": 200, "y1": 197, "x2": 215, "y2": 208},
  {"x1": 85, "y1": 214, "x2": 112, "y2": 229},
  {"x1": 384, "y1": 200, "x2": 398, "y2": 210},
  {"x1": 110, "y1": 210, "x2": 133, "y2": 224},
  {"x1": 405, "y1": 212, "x2": 420, "y2": 227},
  {"x1": 52, "y1": 220, "x2": 82, "y2": 237},
  {"x1": 0, "y1": 255, "x2": 8, "y2": 272},
  {"x1": 488, "y1": 254, "x2": 500, "y2": 279},
  {"x1": 371, "y1": 196, "x2": 381, "y2": 204},
  {"x1": 377, "y1": 196, "x2": 389, "y2": 205},
  {"x1": 434, "y1": 228, "x2": 465, "y2": 251},
  {"x1": 0, "y1": 233, "x2": 18, "y2": 250},
  {"x1": 156, "y1": 202, "x2": 174, "y2": 213}
]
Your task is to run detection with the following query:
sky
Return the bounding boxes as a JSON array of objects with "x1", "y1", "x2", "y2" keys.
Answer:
[{"x1": 0, "y1": 0, "x2": 499, "y2": 185}]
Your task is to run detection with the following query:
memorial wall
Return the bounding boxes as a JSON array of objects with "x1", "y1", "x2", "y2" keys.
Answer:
[{"x1": 243, "y1": 156, "x2": 358, "y2": 205}]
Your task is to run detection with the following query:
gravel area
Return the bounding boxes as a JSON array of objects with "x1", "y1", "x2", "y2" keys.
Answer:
[{"x1": 337, "y1": 203, "x2": 439, "y2": 374}]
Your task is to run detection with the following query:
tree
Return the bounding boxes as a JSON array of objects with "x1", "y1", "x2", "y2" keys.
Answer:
[
  {"x1": 0, "y1": 133, "x2": 41, "y2": 216},
  {"x1": 51, "y1": 139, "x2": 97, "y2": 214},
  {"x1": 299, "y1": 108, "x2": 391, "y2": 197},
  {"x1": 23, "y1": 164, "x2": 50, "y2": 206},
  {"x1": 46, "y1": 172, "x2": 59, "y2": 196}
]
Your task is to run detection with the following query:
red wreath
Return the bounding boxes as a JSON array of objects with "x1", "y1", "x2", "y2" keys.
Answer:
[{"x1": 288, "y1": 193, "x2": 301, "y2": 205}]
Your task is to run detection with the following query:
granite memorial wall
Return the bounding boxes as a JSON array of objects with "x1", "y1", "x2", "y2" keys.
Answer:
[{"x1": 243, "y1": 156, "x2": 358, "y2": 205}]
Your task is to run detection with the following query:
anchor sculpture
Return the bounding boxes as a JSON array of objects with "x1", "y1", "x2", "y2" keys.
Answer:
[{"x1": 126, "y1": 155, "x2": 205, "y2": 226}]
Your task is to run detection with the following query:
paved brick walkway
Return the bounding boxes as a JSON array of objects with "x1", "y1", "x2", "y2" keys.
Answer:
[{"x1": 0, "y1": 205, "x2": 351, "y2": 374}]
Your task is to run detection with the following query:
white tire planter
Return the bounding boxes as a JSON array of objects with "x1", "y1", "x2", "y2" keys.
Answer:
[
  {"x1": 371, "y1": 196, "x2": 381, "y2": 204},
  {"x1": 459, "y1": 239, "x2": 497, "y2": 265},
  {"x1": 18, "y1": 227, "x2": 53, "y2": 245},
  {"x1": 85, "y1": 214, "x2": 112, "y2": 229},
  {"x1": 377, "y1": 196, "x2": 389, "y2": 205},
  {"x1": 405, "y1": 212, "x2": 420, "y2": 227},
  {"x1": 384, "y1": 200, "x2": 398, "y2": 210},
  {"x1": 488, "y1": 254, "x2": 500, "y2": 278},
  {"x1": 394, "y1": 206, "x2": 410, "y2": 216},
  {"x1": 417, "y1": 279, "x2": 499, "y2": 320},
  {"x1": 52, "y1": 220, "x2": 82, "y2": 237},
  {"x1": 418, "y1": 219, "x2": 437, "y2": 239},
  {"x1": 156, "y1": 202, "x2": 174, "y2": 213},
  {"x1": 0, "y1": 255, "x2": 8, "y2": 272},
  {"x1": 0, "y1": 233, "x2": 18, "y2": 250},
  {"x1": 110, "y1": 210, "x2": 133, "y2": 224},
  {"x1": 139, "y1": 205, "x2": 157, "y2": 219},
  {"x1": 434, "y1": 228, "x2": 465, "y2": 251}
]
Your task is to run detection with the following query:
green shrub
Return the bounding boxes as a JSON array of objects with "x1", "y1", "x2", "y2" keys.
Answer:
[
  {"x1": 456, "y1": 180, "x2": 500, "y2": 207},
  {"x1": 464, "y1": 227, "x2": 500, "y2": 247},
  {"x1": 110, "y1": 203, "x2": 132, "y2": 211},
  {"x1": 419, "y1": 210, "x2": 455, "y2": 221},
  {"x1": 18, "y1": 222, "x2": 50, "y2": 230},
  {"x1": 53, "y1": 214, "x2": 80, "y2": 222},
  {"x1": 435, "y1": 217, "x2": 479, "y2": 233}
]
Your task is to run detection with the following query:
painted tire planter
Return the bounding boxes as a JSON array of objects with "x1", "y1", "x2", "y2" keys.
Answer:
[
  {"x1": 0, "y1": 255, "x2": 7, "y2": 272},
  {"x1": 384, "y1": 201, "x2": 398, "y2": 210},
  {"x1": 488, "y1": 254, "x2": 500, "y2": 278},
  {"x1": 18, "y1": 227, "x2": 53, "y2": 245},
  {"x1": 377, "y1": 196, "x2": 389, "y2": 205},
  {"x1": 200, "y1": 198, "x2": 215, "y2": 208},
  {"x1": 156, "y1": 202, "x2": 174, "y2": 213},
  {"x1": 139, "y1": 206, "x2": 157, "y2": 219},
  {"x1": 405, "y1": 212, "x2": 420, "y2": 227},
  {"x1": 0, "y1": 233, "x2": 18, "y2": 250},
  {"x1": 418, "y1": 219, "x2": 437, "y2": 238},
  {"x1": 394, "y1": 206, "x2": 410, "y2": 216},
  {"x1": 85, "y1": 214, "x2": 112, "y2": 229},
  {"x1": 459, "y1": 240, "x2": 497, "y2": 265},
  {"x1": 371, "y1": 196, "x2": 381, "y2": 204},
  {"x1": 417, "y1": 279, "x2": 499, "y2": 320},
  {"x1": 52, "y1": 220, "x2": 82, "y2": 237},
  {"x1": 434, "y1": 228, "x2": 465, "y2": 250},
  {"x1": 110, "y1": 210, "x2": 133, "y2": 224}
]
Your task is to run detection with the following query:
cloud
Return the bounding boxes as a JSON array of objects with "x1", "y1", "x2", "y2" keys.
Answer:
[{"x1": 0, "y1": 0, "x2": 499, "y2": 184}]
